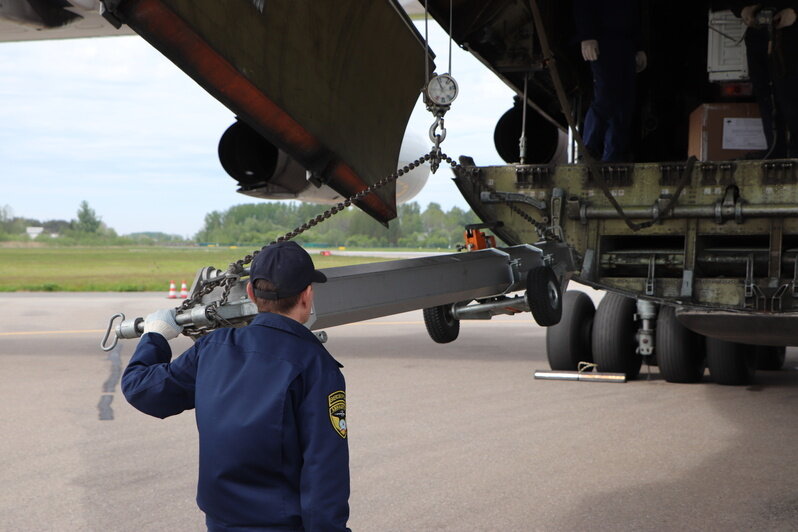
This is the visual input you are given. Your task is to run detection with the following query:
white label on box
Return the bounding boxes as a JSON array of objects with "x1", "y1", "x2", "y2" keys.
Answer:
[{"x1": 722, "y1": 117, "x2": 767, "y2": 150}]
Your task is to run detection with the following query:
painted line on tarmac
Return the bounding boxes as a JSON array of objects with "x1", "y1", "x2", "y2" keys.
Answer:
[
  {"x1": 0, "y1": 329, "x2": 105, "y2": 337},
  {"x1": 338, "y1": 320, "x2": 533, "y2": 326}
]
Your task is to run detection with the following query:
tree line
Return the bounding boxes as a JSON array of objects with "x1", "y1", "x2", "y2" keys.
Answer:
[
  {"x1": 196, "y1": 201, "x2": 480, "y2": 248},
  {"x1": 1, "y1": 201, "x2": 481, "y2": 248},
  {"x1": 0, "y1": 201, "x2": 185, "y2": 245}
]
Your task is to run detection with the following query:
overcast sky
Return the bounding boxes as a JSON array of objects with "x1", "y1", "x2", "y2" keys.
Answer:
[{"x1": 0, "y1": 20, "x2": 514, "y2": 237}]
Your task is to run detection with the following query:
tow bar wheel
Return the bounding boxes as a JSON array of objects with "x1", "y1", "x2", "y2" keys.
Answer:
[
  {"x1": 423, "y1": 304, "x2": 460, "y2": 344},
  {"x1": 526, "y1": 266, "x2": 562, "y2": 327}
]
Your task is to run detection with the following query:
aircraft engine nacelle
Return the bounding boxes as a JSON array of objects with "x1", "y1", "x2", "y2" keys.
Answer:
[
  {"x1": 494, "y1": 98, "x2": 568, "y2": 165},
  {"x1": 219, "y1": 119, "x2": 430, "y2": 206},
  {"x1": 0, "y1": 0, "x2": 86, "y2": 29},
  {"x1": 218, "y1": 119, "x2": 310, "y2": 199}
]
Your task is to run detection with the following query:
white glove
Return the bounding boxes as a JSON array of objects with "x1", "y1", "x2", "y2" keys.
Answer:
[
  {"x1": 775, "y1": 8, "x2": 797, "y2": 29},
  {"x1": 635, "y1": 51, "x2": 647, "y2": 73},
  {"x1": 741, "y1": 5, "x2": 760, "y2": 27},
  {"x1": 143, "y1": 309, "x2": 183, "y2": 340},
  {"x1": 581, "y1": 39, "x2": 599, "y2": 61}
]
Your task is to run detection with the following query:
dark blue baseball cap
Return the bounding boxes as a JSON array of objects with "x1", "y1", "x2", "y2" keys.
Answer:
[{"x1": 249, "y1": 241, "x2": 327, "y2": 300}]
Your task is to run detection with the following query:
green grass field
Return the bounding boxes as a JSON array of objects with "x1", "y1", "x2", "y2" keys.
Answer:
[{"x1": 0, "y1": 247, "x2": 385, "y2": 292}]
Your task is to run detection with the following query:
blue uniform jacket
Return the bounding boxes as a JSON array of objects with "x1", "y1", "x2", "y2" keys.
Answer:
[
  {"x1": 573, "y1": 0, "x2": 643, "y2": 48},
  {"x1": 122, "y1": 312, "x2": 350, "y2": 532}
]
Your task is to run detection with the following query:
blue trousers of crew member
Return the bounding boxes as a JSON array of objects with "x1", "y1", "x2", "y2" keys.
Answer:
[
  {"x1": 583, "y1": 38, "x2": 637, "y2": 162},
  {"x1": 746, "y1": 26, "x2": 798, "y2": 158}
]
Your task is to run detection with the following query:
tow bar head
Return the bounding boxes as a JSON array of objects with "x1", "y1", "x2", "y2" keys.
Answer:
[
  {"x1": 100, "y1": 313, "x2": 144, "y2": 352},
  {"x1": 100, "y1": 313, "x2": 124, "y2": 352}
]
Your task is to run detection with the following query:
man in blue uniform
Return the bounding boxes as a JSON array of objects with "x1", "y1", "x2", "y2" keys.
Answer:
[
  {"x1": 574, "y1": 0, "x2": 647, "y2": 162},
  {"x1": 122, "y1": 241, "x2": 350, "y2": 532},
  {"x1": 733, "y1": 2, "x2": 798, "y2": 157}
]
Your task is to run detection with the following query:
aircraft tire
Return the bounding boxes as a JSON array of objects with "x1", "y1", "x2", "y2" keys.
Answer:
[
  {"x1": 526, "y1": 266, "x2": 562, "y2": 327},
  {"x1": 706, "y1": 338, "x2": 756, "y2": 385},
  {"x1": 423, "y1": 305, "x2": 460, "y2": 344},
  {"x1": 656, "y1": 305, "x2": 705, "y2": 383},
  {"x1": 591, "y1": 292, "x2": 642, "y2": 379},
  {"x1": 545, "y1": 291, "x2": 595, "y2": 370},
  {"x1": 755, "y1": 346, "x2": 786, "y2": 371}
]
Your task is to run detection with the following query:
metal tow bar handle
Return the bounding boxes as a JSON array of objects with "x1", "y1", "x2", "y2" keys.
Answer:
[
  {"x1": 100, "y1": 313, "x2": 142, "y2": 352},
  {"x1": 100, "y1": 299, "x2": 259, "y2": 352},
  {"x1": 100, "y1": 309, "x2": 200, "y2": 352}
]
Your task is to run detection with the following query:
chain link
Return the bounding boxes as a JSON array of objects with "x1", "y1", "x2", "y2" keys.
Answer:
[
  {"x1": 178, "y1": 150, "x2": 547, "y2": 332},
  {"x1": 179, "y1": 151, "x2": 434, "y2": 323}
]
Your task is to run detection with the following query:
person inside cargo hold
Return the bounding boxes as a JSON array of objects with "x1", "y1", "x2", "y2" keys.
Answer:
[
  {"x1": 573, "y1": 0, "x2": 648, "y2": 162},
  {"x1": 121, "y1": 241, "x2": 350, "y2": 532},
  {"x1": 734, "y1": 3, "x2": 798, "y2": 158}
]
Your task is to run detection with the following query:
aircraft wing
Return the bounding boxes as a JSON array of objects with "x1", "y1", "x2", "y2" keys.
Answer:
[{"x1": 99, "y1": 0, "x2": 433, "y2": 224}]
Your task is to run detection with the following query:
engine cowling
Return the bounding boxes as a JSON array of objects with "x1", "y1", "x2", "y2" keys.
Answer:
[
  {"x1": 219, "y1": 119, "x2": 430, "y2": 205},
  {"x1": 218, "y1": 119, "x2": 309, "y2": 198},
  {"x1": 494, "y1": 98, "x2": 567, "y2": 164}
]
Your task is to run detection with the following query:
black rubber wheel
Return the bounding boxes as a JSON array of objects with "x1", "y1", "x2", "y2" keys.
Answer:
[
  {"x1": 706, "y1": 338, "x2": 756, "y2": 385},
  {"x1": 526, "y1": 266, "x2": 562, "y2": 327},
  {"x1": 755, "y1": 346, "x2": 786, "y2": 371},
  {"x1": 656, "y1": 306, "x2": 705, "y2": 383},
  {"x1": 592, "y1": 293, "x2": 642, "y2": 379},
  {"x1": 546, "y1": 291, "x2": 595, "y2": 370},
  {"x1": 423, "y1": 305, "x2": 460, "y2": 344}
]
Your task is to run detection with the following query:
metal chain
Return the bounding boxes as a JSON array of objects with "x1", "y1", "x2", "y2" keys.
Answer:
[
  {"x1": 178, "y1": 151, "x2": 435, "y2": 316},
  {"x1": 178, "y1": 150, "x2": 547, "y2": 328}
]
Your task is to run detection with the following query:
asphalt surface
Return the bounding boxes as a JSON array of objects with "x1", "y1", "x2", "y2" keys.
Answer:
[{"x1": 2, "y1": 292, "x2": 798, "y2": 531}]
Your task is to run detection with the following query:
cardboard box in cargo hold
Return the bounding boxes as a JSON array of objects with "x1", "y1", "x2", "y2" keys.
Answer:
[{"x1": 688, "y1": 103, "x2": 766, "y2": 161}]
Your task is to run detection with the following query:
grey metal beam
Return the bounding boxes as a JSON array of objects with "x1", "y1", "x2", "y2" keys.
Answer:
[
  {"x1": 105, "y1": 247, "x2": 544, "y2": 347},
  {"x1": 307, "y1": 246, "x2": 542, "y2": 329}
]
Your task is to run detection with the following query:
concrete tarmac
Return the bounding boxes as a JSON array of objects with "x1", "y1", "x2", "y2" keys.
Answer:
[{"x1": 2, "y1": 292, "x2": 798, "y2": 531}]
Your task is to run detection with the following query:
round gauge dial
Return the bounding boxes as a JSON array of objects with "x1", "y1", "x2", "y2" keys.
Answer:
[{"x1": 426, "y1": 74, "x2": 459, "y2": 106}]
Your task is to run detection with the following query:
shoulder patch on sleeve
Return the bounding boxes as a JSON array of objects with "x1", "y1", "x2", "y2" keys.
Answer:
[{"x1": 328, "y1": 390, "x2": 347, "y2": 439}]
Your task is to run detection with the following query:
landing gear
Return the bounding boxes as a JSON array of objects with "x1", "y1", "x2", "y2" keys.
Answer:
[
  {"x1": 755, "y1": 346, "x2": 786, "y2": 371},
  {"x1": 525, "y1": 266, "x2": 562, "y2": 327},
  {"x1": 545, "y1": 291, "x2": 595, "y2": 370},
  {"x1": 542, "y1": 290, "x2": 774, "y2": 386},
  {"x1": 656, "y1": 306, "x2": 705, "y2": 383},
  {"x1": 423, "y1": 305, "x2": 460, "y2": 344},
  {"x1": 591, "y1": 293, "x2": 642, "y2": 379},
  {"x1": 706, "y1": 338, "x2": 756, "y2": 385}
]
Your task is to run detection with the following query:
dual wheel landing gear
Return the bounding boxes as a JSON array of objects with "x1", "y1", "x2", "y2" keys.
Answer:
[
  {"x1": 423, "y1": 265, "x2": 562, "y2": 344},
  {"x1": 545, "y1": 291, "x2": 786, "y2": 385}
]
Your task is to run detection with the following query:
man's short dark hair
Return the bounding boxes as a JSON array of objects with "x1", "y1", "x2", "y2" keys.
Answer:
[{"x1": 252, "y1": 279, "x2": 303, "y2": 314}]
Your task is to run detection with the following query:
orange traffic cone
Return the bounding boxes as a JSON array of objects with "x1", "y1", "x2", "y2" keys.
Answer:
[
  {"x1": 179, "y1": 280, "x2": 189, "y2": 299},
  {"x1": 167, "y1": 280, "x2": 177, "y2": 299}
]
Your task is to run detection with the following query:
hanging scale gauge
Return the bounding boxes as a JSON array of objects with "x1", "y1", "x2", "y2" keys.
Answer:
[{"x1": 425, "y1": 73, "x2": 459, "y2": 107}]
